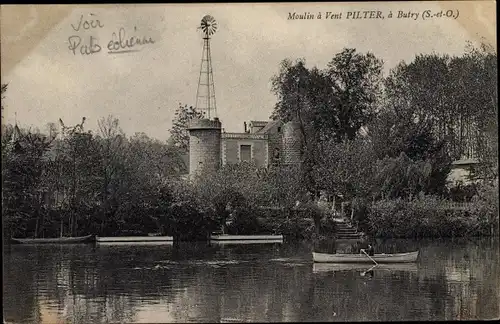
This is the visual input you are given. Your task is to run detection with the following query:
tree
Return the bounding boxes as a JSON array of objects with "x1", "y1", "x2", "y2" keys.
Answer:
[
  {"x1": 46, "y1": 122, "x2": 59, "y2": 141},
  {"x1": 461, "y1": 42, "x2": 498, "y2": 181},
  {"x1": 120, "y1": 132, "x2": 186, "y2": 234},
  {"x1": 324, "y1": 48, "x2": 384, "y2": 142},
  {"x1": 372, "y1": 153, "x2": 435, "y2": 200},
  {"x1": 383, "y1": 44, "x2": 497, "y2": 165},
  {"x1": 2, "y1": 127, "x2": 53, "y2": 237},
  {"x1": 271, "y1": 50, "x2": 384, "y2": 142},
  {"x1": 95, "y1": 115, "x2": 127, "y2": 233},
  {"x1": 378, "y1": 44, "x2": 497, "y2": 192},
  {"x1": 259, "y1": 164, "x2": 306, "y2": 208},
  {"x1": 270, "y1": 49, "x2": 384, "y2": 193},
  {"x1": 314, "y1": 136, "x2": 376, "y2": 201},
  {"x1": 1, "y1": 83, "x2": 7, "y2": 120},
  {"x1": 168, "y1": 103, "x2": 204, "y2": 153},
  {"x1": 368, "y1": 105, "x2": 452, "y2": 198},
  {"x1": 384, "y1": 54, "x2": 452, "y2": 138},
  {"x1": 127, "y1": 133, "x2": 185, "y2": 189},
  {"x1": 53, "y1": 124, "x2": 101, "y2": 236}
]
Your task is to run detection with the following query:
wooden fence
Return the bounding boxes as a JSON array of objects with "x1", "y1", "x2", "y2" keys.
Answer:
[{"x1": 440, "y1": 201, "x2": 473, "y2": 210}]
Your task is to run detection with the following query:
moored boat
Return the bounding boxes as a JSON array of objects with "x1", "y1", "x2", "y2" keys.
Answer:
[
  {"x1": 96, "y1": 236, "x2": 174, "y2": 243},
  {"x1": 10, "y1": 234, "x2": 96, "y2": 244},
  {"x1": 210, "y1": 234, "x2": 284, "y2": 241},
  {"x1": 210, "y1": 239, "x2": 283, "y2": 245},
  {"x1": 313, "y1": 251, "x2": 419, "y2": 263}
]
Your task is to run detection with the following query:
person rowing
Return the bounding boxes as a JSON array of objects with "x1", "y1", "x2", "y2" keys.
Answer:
[
  {"x1": 360, "y1": 243, "x2": 378, "y2": 269},
  {"x1": 360, "y1": 243, "x2": 375, "y2": 256}
]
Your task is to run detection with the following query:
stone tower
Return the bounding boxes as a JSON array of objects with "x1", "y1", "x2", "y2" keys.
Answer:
[
  {"x1": 282, "y1": 121, "x2": 303, "y2": 165},
  {"x1": 188, "y1": 117, "x2": 222, "y2": 176}
]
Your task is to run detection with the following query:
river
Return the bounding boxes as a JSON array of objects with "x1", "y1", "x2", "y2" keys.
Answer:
[{"x1": 3, "y1": 237, "x2": 499, "y2": 323}]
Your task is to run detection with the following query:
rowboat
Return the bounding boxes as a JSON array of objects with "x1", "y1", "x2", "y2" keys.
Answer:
[
  {"x1": 96, "y1": 236, "x2": 174, "y2": 243},
  {"x1": 312, "y1": 251, "x2": 419, "y2": 263},
  {"x1": 211, "y1": 239, "x2": 283, "y2": 245},
  {"x1": 96, "y1": 236, "x2": 174, "y2": 245},
  {"x1": 210, "y1": 234, "x2": 283, "y2": 241},
  {"x1": 313, "y1": 262, "x2": 418, "y2": 273},
  {"x1": 10, "y1": 234, "x2": 96, "y2": 244}
]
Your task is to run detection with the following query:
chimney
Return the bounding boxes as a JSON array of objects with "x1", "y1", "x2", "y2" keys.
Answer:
[{"x1": 244, "y1": 121, "x2": 247, "y2": 133}]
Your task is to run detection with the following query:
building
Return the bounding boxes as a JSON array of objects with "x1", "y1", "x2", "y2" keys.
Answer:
[
  {"x1": 447, "y1": 158, "x2": 481, "y2": 187},
  {"x1": 187, "y1": 118, "x2": 303, "y2": 176},
  {"x1": 221, "y1": 120, "x2": 283, "y2": 168},
  {"x1": 187, "y1": 117, "x2": 222, "y2": 175}
]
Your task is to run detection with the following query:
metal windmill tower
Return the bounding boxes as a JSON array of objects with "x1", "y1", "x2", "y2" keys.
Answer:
[{"x1": 195, "y1": 15, "x2": 218, "y2": 119}]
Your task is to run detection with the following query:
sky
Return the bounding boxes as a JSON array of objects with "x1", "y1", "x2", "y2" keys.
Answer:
[{"x1": 1, "y1": 2, "x2": 496, "y2": 141}]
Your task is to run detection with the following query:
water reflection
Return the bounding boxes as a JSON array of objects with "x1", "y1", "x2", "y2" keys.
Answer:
[{"x1": 3, "y1": 238, "x2": 499, "y2": 323}]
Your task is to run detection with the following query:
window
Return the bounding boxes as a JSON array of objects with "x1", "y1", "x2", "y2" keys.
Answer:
[
  {"x1": 273, "y1": 147, "x2": 280, "y2": 160},
  {"x1": 240, "y1": 145, "x2": 251, "y2": 162},
  {"x1": 272, "y1": 147, "x2": 280, "y2": 166},
  {"x1": 277, "y1": 127, "x2": 281, "y2": 133}
]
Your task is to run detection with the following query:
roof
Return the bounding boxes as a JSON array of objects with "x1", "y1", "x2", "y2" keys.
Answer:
[
  {"x1": 222, "y1": 133, "x2": 268, "y2": 140},
  {"x1": 249, "y1": 121, "x2": 268, "y2": 127},
  {"x1": 452, "y1": 158, "x2": 480, "y2": 166},
  {"x1": 257, "y1": 120, "x2": 283, "y2": 134}
]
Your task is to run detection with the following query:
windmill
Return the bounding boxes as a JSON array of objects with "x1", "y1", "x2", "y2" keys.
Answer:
[{"x1": 195, "y1": 15, "x2": 218, "y2": 119}]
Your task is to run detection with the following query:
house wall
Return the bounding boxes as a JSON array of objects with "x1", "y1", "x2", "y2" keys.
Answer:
[
  {"x1": 265, "y1": 121, "x2": 284, "y2": 165},
  {"x1": 446, "y1": 159, "x2": 481, "y2": 187},
  {"x1": 282, "y1": 121, "x2": 302, "y2": 165},
  {"x1": 221, "y1": 134, "x2": 268, "y2": 167},
  {"x1": 447, "y1": 165, "x2": 477, "y2": 187}
]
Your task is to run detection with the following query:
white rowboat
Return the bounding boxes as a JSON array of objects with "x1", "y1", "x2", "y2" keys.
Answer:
[
  {"x1": 313, "y1": 251, "x2": 419, "y2": 263},
  {"x1": 96, "y1": 236, "x2": 173, "y2": 243},
  {"x1": 210, "y1": 235, "x2": 283, "y2": 241}
]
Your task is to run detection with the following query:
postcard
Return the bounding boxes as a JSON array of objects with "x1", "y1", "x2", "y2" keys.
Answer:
[{"x1": 2, "y1": 2, "x2": 498, "y2": 323}]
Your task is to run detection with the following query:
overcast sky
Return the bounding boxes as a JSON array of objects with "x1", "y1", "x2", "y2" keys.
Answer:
[{"x1": 1, "y1": 2, "x2": 496, "y2": 140}]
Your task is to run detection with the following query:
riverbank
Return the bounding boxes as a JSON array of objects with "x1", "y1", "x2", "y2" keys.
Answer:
[
  {"x1": 4, "y1": 190, "x2": 498, "y2": 243},
  {"x1": 360, "y1": 196, "x2": 499, "y2": 239}
]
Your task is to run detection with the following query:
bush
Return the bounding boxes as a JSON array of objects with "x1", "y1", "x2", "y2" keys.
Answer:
[
  {"x1": 471, "y1": 180, "x2": 499, "y2": 236},
  {"x1": 243, "y1": 205, "x2": 321, "y2": 240},
  {"x1": 448, "y1": 182, "x2": 479, "y2": 202},
  {"x1": 366, "y1": 192, "x2": 498, "y2": 239},
  {"x1": 319, "y1": 215, "x2": 337, "y2": 237},
  {"x1": 169, "y1": 201, "x2": 215, "y2": 241},
  {"x1": 280, "y1": 216, "x2": 316, "y2": 240},
  {"x1": 226, "y1": 206, "x2": 261, "y2": 235},
  {"x1": 351, "y1": 198, "x2": 371, "y2": 231}
]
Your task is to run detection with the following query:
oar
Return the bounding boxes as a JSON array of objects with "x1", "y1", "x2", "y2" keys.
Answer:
[
  {"x1": 361, "y1": 264, "x2": 377, "y2": 276},
  {"x1": 362, "y1": 249, "x2": 378, "y2": 266}
]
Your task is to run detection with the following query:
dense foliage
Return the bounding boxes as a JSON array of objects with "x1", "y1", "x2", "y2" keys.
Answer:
[
  {"x1": 269, "y1": 44, "x2": 497, "y2": 238},
  {"x1": 364, "y1": 190, "x2": 498, "y2": 238},
  {"x1": 2, "y1": 43, "x2": 497, "y2": 240},
  {"x1": 2, "y1": 117, "x2": 188, "y2": 239}
]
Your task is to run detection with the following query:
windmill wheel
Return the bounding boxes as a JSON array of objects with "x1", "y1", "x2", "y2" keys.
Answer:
[{"x1": 200, "y1": 15, "x2": 217, "y2": 37}]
